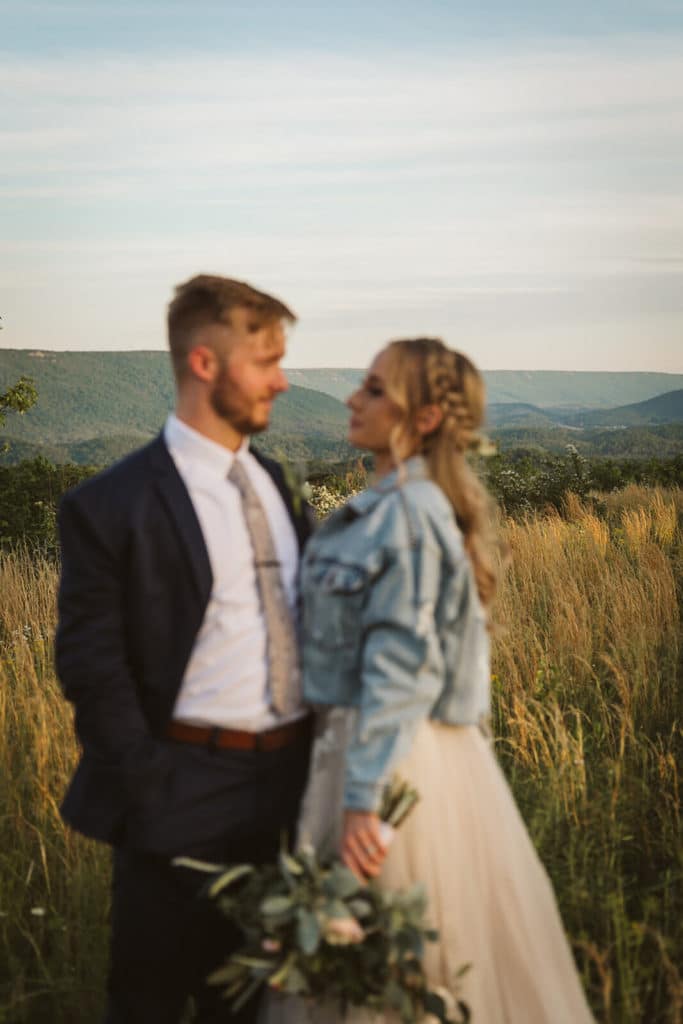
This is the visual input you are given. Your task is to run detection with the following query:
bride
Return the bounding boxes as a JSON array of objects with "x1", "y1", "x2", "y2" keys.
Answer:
[{"x1": 262, "y1": 338, "x2": 594, "y2": 1023}]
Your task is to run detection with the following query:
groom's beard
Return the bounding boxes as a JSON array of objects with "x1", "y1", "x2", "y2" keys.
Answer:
[{"x1": 210, "y1": 366, "x2": 270, "y2": 436}]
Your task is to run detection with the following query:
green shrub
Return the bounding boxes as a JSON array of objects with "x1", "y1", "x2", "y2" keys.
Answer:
[{"x1": 0, "y1": 458, "x2": 95, "y2": 553}]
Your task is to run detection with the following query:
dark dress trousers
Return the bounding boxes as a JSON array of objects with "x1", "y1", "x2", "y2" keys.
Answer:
[{"x1": 56, "y1": 433, "x2": 313, "y2": 1024}]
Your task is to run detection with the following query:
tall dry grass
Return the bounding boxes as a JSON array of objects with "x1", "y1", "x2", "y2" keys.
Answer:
[
  {"x1": 0, "y1": 487, "x2": 681, "y2": 1022},
  {"x1": 492, "y1": 486, "x2": 683, "y2": 1023},
  {"x1": 0, "y1": 552, "x2": 109, "y2": 1023}
]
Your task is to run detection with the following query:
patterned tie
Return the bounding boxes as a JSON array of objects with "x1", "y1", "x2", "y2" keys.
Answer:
[{"x1": 228, "y1": 459, "x2": 302, "y2": 717}]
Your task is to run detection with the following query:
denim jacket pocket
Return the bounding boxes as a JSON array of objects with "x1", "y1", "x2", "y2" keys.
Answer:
[{"x1": 304, "y1": 560, "x2": 367, "y2": 654}]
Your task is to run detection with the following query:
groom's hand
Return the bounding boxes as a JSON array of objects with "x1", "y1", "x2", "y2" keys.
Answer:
[{"x1": 341, "y1": 810, "x2": 387, "y2": 880}]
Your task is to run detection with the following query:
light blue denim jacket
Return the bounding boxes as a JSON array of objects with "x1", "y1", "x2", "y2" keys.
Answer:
[{"x1": 301, "y1": 456, "x2": 491, "y2": 811}]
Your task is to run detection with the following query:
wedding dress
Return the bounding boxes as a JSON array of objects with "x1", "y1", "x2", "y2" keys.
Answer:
[{"x1": 260, "y1": 709, "x2": 595, "y2": 1024}]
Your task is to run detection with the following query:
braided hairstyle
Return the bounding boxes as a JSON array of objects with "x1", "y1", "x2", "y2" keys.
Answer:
[{"x1": 383, "y1": 338, "x2": 499, "y2": 608}]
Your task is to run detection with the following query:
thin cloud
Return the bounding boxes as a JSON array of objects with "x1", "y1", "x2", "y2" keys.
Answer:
[
  {"x1": 1, "y1": 39, "x2": 682, "y2": 368},
  {"x1": 2, "y1": 46, "x2": 682, "y2": 191}
]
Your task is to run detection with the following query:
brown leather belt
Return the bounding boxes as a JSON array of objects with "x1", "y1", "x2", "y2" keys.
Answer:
[{"x1": 165, "y1": 715, "x2": 311, "y2": 753}]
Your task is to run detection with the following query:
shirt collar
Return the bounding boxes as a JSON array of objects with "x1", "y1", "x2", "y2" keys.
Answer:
[
  {"x1": 346, "y1": 455, "x2": 429, "y2": 516},
  {"x1": 164, "y1": 413, "x2": 249, "y2": 477}
]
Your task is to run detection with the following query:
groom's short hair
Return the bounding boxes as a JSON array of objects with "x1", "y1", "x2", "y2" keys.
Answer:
[{"x1": 167, "y1": 274, "x2": 296, "y2": 378}]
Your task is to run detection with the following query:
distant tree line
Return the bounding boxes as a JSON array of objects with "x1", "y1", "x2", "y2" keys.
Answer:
[
  {"x1": 2, "y1": 447, "x2": 683, "y2": 552},
  {"x1": 483, "y1": 446, "x2": 683, "y2": 516}
]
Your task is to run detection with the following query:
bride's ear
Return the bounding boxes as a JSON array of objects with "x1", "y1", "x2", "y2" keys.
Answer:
[{"x1": 415, "y1": 404, "x2": 443, "y2": 438}]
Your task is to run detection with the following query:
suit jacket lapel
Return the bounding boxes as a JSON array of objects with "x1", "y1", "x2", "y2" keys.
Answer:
[
  {"x1": 146, "y1": 434, "x2": 309, "y2": 602},
  {"x1": 147, "y1": 434, "x2": 213, "y2": 607},
  {"x1": 250, "y1": 446, "x2": 312, "y2": 552}
]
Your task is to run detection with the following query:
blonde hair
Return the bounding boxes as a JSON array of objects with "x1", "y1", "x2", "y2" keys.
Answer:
[{"x1": 383, "y1": 338, "x2": 499, "y2": 608}]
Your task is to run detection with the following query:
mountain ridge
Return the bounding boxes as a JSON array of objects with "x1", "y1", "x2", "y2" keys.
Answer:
[
  {"x1": 3, "y1": 350, "x2": 683, "y2": 410},
  {"x1": 285, "y1": 367, "x2": 683, "y2": 408},
  {"x1": 559, "y1": 389, "x2": 683, "y2": 428},
  {"x1": 1, "y1": 350, "x2": 682, "y2": 465}
]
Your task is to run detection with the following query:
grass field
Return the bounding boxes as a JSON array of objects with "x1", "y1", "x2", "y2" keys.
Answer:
[{"x1": 1, "y1": 486, "x2": 681, "y2": 1022}]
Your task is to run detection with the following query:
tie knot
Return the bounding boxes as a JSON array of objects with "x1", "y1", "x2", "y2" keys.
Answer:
[{"x1": 228, "y1": 459, "x2": 252, "y2": 495}]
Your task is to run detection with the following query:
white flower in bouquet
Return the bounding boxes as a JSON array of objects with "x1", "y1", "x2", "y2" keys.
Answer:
[{"x1": 322, "y1": 916, "x2": 365, "y2": 946}]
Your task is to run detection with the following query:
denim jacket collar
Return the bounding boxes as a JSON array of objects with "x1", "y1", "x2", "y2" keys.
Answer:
[{"x1": 347, "y1": 456, "x2": 429, "y2": 517}]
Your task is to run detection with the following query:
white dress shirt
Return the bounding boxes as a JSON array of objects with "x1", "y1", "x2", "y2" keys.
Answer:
[{"x1": 164, "y1": 414, "x2": 302, "y2": 731}]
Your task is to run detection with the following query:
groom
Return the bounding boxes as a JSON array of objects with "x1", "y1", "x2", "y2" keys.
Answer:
[{"x1": 56, "y1": 275, "x2": 313, "y2": 1023}]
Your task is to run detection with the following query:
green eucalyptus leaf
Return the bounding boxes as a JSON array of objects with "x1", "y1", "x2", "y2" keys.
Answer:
[
  {"x1": 230, "y1": 976, "x2": 263, "y2": 1013},
  {"x1": 297, "y1": 844, "x2": 319, "y2": 878},
  {"x1": 222, "y1": 976, "x2": 251, "y2": 1000},
  {"x1": 207, "y1": 864, "x2": 254, "y2": 899},
  {"x1": 207, "y1": 962, "x2": 246, "y2": 986},
  {"x1": 326, "y1": 862, "x2": 361, "y2": 899},
  {"x1": 268, "y1": 952, "x2": 296, "y2": 988},
  {"x1": 172, "y1": 856, "x2": 224, "y2": 874},
  {"x1": 282, "y1": 964, "x2": 308, "y2": 994},
  {"x1": 261, "y1": 895, "x2": 295, "y2": 916},
  {"x1": 279, "y1": 850, "x2": 304, "y2": 876},
  {"x1": 232, "y1": 955, "x2": 277, "y2": 969},
  {"x1": 296, "y1": 907, "x2": 321, "y2": 955}
]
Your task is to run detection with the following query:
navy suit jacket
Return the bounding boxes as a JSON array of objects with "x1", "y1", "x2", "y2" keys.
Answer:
[{"x1": 55, "y1": 433, "x2": 313, "y2": 845}]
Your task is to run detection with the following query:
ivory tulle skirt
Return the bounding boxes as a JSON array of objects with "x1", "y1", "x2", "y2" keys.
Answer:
[{"x1": 261, "y1": 711, "x2": 594, "y2": 1024}]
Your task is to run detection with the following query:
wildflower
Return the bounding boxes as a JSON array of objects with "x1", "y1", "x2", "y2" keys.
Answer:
[{"x1": 30, "y1": 907, "x2": 46, "y2": 917}]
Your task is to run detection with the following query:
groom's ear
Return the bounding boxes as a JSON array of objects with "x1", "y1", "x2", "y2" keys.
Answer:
[{"x1": 187, "y1": 345, "x2": 219, "y2": 383}]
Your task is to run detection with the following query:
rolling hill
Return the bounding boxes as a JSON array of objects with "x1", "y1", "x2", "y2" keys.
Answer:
[
  {"x1": 560, "y1": 389, "x2": 683, "y2": 428},
  {"x1": 485, "y1": 403, "x2": 558, "y2": 429},
  {"x1": 2, "y1": 349, "x2": 683, "y2": 466},
  {"x1": 0, "y1": 350, "x2": 353, "y2": 465},
  {"x1": 286, "y1": 368, "x2": 683, "y2": 409},
  {"x1": 3, "y1": 351, "x2": 683, "y2": 428}
]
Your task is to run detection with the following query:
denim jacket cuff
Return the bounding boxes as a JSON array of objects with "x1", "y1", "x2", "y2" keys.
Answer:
[{"x1": 343, "y1": 779, "x2": 384, "y2": 813}]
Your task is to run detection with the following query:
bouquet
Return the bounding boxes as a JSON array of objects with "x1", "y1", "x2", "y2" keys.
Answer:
[{"x1": 176, "y1": 778, "x2": 470, "y2": 1023}]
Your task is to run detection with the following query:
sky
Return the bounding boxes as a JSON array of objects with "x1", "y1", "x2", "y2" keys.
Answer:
[{"x1": 1, "y1": 1, "x2": 682, "y2": 371}]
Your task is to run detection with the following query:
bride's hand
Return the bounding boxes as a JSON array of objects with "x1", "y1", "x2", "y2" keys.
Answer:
[{"x1": 341, "y1": 809, "x2": 387, "y2": 880}]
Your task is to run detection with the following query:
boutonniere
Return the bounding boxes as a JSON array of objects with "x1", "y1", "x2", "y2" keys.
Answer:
[{"x1": 279, "y1": 456, "x2": 313, "y2": 517}]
